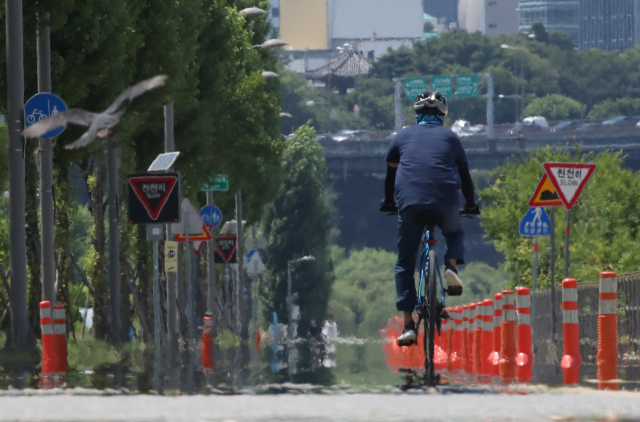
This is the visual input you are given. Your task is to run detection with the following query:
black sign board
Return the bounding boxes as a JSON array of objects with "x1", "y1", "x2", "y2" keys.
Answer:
[
  {"x1": 128, "y1": 173, "x2": 180, "y2": 224},
  {"x1": 214, "y1": 235, "x2": 237, "y2": 263}
]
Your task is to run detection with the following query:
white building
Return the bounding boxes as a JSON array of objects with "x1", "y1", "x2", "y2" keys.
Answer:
[{"x1": 458, "y1": 0, "x2": 518, "y2": 35}]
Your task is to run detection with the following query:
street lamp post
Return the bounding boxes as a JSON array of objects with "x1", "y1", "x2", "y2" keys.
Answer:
[{"x1": 501, "y1": 44, "x2": 526, "y2": 122}]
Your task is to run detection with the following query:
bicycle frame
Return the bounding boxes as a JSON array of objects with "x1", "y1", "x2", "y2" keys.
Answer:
[{"x1": 417, "y1": 228, "x2": 446, "y2": 310}]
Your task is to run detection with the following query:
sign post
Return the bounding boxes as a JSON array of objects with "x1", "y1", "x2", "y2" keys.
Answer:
[
  {"x1": 529, "y1": 173, "x2": 564, "y2": 341},
  {"x1": 544, "y1": 162, "x2": 597, "y2": 278},
  {"x1": 519, "y1": 206, "x2": 552, "y2": 334}
]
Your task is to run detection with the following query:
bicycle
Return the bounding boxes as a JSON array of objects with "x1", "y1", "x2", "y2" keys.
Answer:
[{"x1": 385, "y1": 206, "x2": 479, "y2": 387}]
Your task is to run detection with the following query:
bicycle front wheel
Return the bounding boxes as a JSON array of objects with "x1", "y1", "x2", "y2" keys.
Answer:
[{"x1": 424, "y1": 248, "x2": 437, "y2": 385}]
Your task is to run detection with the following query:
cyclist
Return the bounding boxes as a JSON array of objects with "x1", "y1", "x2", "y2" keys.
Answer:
[{"x1": 380, "y1": 91, "x2": 479, "y2": 346}]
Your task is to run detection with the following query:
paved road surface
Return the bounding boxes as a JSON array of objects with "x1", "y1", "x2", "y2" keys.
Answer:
[{"x1": 1, "y1": 388, "x2": 639, "y2": 421}]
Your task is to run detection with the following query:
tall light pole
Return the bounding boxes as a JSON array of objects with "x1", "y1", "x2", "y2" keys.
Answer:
[
  {"x1": 6, "y1": 0, "x2": 34, "y2": 350},
  {"x1": 37, "y1": 12, "x2": 56, "y2": 305},
  {"x1": 501, "y1": 44, "x2": 526, "y2": 122},
  {"x1": 286, "y1": 256, "x2": 315, "y2": 323}
]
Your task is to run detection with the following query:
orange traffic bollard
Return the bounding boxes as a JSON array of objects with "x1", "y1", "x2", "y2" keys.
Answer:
[
  {"x1": 200, "y1": 315, "x2": 214, "y2": 372},
  {"x1": 445, "y1": 309, "x2": 454, "y2": 373},
  {"x1": 516, "y1": 287, "x2": 533, "y2": 383},
  {"x1": 39, "y1": 301, "x2": 54, "y2": 375},
  {"x1": 480, "y1": 299, "x2": 494, "y2": 384},
  {"x1": 499, "y1": 289, "x2": 517, "y2": 384},
  {"x1": 450, "y1": 306, "x2": 464, "y2": 374},
  {"x1": 597, "y1": 271, "x2": 618, "y2": 390},
  {"x1": 467, "y1": 303, "x2": 477, "y2": 376},
  {"x1": 472, "y1": 302, "x2": 483, "y2": 376},
  {"x1": 52, "y1": 304, "x2": 68, "y2": 374},
  {"x1": 490, "y1": 293, "x2": 503, "y2": 381},
  {"x1": 461, "y1": 305, "x2": 470, "y2": 374},
  {"x1": 561, "y1": 278, "x2": 581, "y2": 386}
]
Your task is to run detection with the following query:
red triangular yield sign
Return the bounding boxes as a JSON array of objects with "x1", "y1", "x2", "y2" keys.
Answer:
[
  {"x1": 129, "y1": 175, "x2": 178, "y2": 220},
  {"x1": 543, "y1": 162, "x2": 596, "y2": 210},
  {"x1": 216, "y1": 236, "x2": 237, "y2": 263}
]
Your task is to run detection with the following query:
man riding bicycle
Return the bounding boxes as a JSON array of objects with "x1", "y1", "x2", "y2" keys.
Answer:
[{"x1": 380, "y1": 91, "x2": 480, "y2": 346}]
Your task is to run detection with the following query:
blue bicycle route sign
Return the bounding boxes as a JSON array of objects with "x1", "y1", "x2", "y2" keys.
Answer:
[
  {"x1": 519, "y1": 207, "x2": 551, "y2": 237},
  {"x1": 199, "y1": 205, "x2": 222, "y2": 229},
  {"x1": 24, "y1": 93, "x2": 67, "y2": 139}
]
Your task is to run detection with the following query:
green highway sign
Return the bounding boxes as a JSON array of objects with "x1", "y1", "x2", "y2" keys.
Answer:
[
  {"x1": 404, "y1": 77, "x2": 427, "y2": 99},
  {"x1": 456, "y1": 74, "x2": 479, "y2": 98},
  {"x1": 202, "y1": 174, "x2": 229, "y2": 192},
  {"x1": 431, "y1": 75, "x2": 452, "y2": 98}
]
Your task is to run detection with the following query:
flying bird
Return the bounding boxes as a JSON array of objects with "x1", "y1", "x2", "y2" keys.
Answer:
[
  {"x1": 279, "y1": 113, "x2": 292, "y2": 118},
  {"x1": 240, "y1": 7, "x2": 266, "y2": 16},
  {"x1": 23, "y1": 75, "x2": 168, "y2": 150},
  {"x1": 252, "y1": 39, "x2": 288, "y2": 49},
  {"x1": 261, "y1": 71, "x2": 279, "y2": 78}
]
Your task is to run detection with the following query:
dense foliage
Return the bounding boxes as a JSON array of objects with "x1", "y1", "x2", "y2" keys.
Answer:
[
  {"x1": 0, "y1": 0, "x2": 284, "y2": 341},
  {"x1": 261, "y1": 123, "x2": 335, "y2": 333},
  {"x1": 479, "y1": 148, "x2": 640, "y2": 287}
]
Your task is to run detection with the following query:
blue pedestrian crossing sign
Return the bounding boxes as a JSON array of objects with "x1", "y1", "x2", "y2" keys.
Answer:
[
  {"x1": 24, "y1": 92, "x2": 67, "y2": 138},
  {"x1": 199, "y1": 205, "x2": 222, "y2": 229},
  {"x1": 519, "y1": 207, "x2": 551, "y2": 237}
]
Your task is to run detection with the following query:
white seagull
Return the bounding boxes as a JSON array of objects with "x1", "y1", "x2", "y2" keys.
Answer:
[
  {"x1": 240, "y1": 7, "x2": 266, "y2": 16},
  {"x1": 261, "y1": 71, "x2": 279, "y2": 78},
  {"x1": 252, "y1": 39, "x2": 288, "y2": 50},
  {"x1": 23, "y1": 75, "x2": 167, "y2": 150}
]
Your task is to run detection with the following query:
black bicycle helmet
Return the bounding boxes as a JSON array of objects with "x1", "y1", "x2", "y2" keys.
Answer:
[{"x1": 414, "y1": 90, "x2": 448, "y2": 116}]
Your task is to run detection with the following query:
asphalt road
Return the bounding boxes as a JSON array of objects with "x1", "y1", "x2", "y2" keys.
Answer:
[{"x1": 0, "y1": 388, "x2": 639, "y2": 421}]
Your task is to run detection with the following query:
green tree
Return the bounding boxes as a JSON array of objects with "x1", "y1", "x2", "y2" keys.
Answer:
[
  {"x1": 479, "y1": 148, "x2": 640, "y2": 287},
  {"x1": 327, "y1": 246, "x2": 396, "y2": 337},
  {"x1": 588, "y1": 97, "x2": 640, "y2": 119},
  {"x1": 261, "y1": 123, "x2": 335, "y2": 333},
  {"x1": 522, "y1": 94, "x2": 586, "y2": 120}
]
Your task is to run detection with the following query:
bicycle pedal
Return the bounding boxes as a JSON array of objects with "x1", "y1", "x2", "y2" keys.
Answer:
[
  {"x1": 447, "y1": 286, "x2": 463, "y2": 296},
  {"x1": 397, "y1": 339, "x2": 417, "y2": 347}
]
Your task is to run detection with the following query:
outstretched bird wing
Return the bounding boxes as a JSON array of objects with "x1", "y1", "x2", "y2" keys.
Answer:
[
  {"x1": 63, "y1": 125, "x2": 100, "y2": 150},
  {"x1": 106, "y1": 75, "x2": 168, "y2": 114},
  {"x1": 22, "y1": 109, "x2": 97, "y2": 138}
]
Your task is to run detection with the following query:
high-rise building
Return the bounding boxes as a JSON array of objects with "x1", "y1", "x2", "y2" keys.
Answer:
[
  {"x1": 424, "y1": 0, "x2": 459, "y2": 28},
  {"x1": 458, "y1": 0, "x2": 519, "y2": 34},
  {"x1": 518, "y1": 0, "x2": 580, "y2": 43},
  {"x1": 579, "y1": 0, "x2": 637, "y2": 52}
]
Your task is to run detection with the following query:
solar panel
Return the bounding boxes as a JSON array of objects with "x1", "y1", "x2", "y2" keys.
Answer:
[{"x1": 148, "y1": 152, "x2": 180, "y2": 172}]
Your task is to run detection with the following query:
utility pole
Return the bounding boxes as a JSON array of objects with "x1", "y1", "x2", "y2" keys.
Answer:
[
  {"x1": 393, "y1": 78, "x2": 404, "y2": 133},
  {"x1": 485, "y1": 73, "x2": 495, "y2": 139},
  {"x1": 37, "y1": 12, "x2": 55, "y2": 305},
  {"x1": 163, "y1": 103, "x2": 179, "y2": 388},
  {"x1": 6, "y1": 0, "x2": 34, "y2": 350},
  {"x1": 206, "y1": 190, "x2": 218, "y2": 330},
  {"x1": 550, "y1": 208, "x2": 557, "y2": 341},
  {"x1": 107, "y1": 140, "x2": 121, "y2": 342},
  {"x1": 235, "y1": 191, "x2": 245, "y2": 338}
]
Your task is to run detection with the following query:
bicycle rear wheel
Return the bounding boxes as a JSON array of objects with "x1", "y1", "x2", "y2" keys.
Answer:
[{"x1": 424, "y1": 248, "x2": 437, "y2": 385}]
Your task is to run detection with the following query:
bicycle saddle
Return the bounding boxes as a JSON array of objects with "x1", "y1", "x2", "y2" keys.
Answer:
[{"x1": 414, "y1": 210, "x2": 445, "y2": 227}]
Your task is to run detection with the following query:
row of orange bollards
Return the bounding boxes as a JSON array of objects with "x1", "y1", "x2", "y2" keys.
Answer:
[{"x1": 428, "y1": 271, "x2": 620, "y2": 388}]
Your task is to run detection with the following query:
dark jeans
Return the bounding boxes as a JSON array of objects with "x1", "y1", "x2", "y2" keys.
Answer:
[{"x1": 395, "y1": 202, "x2": 465, "y2": 312}]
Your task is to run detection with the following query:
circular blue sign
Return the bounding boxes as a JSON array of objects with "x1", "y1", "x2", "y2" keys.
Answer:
[
  {"x1": 199, "y1": 205, "x2": 222, "y2": 228},
  {"x1": 24, "y1": 92, "x2": 67, "y2": 139}
]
